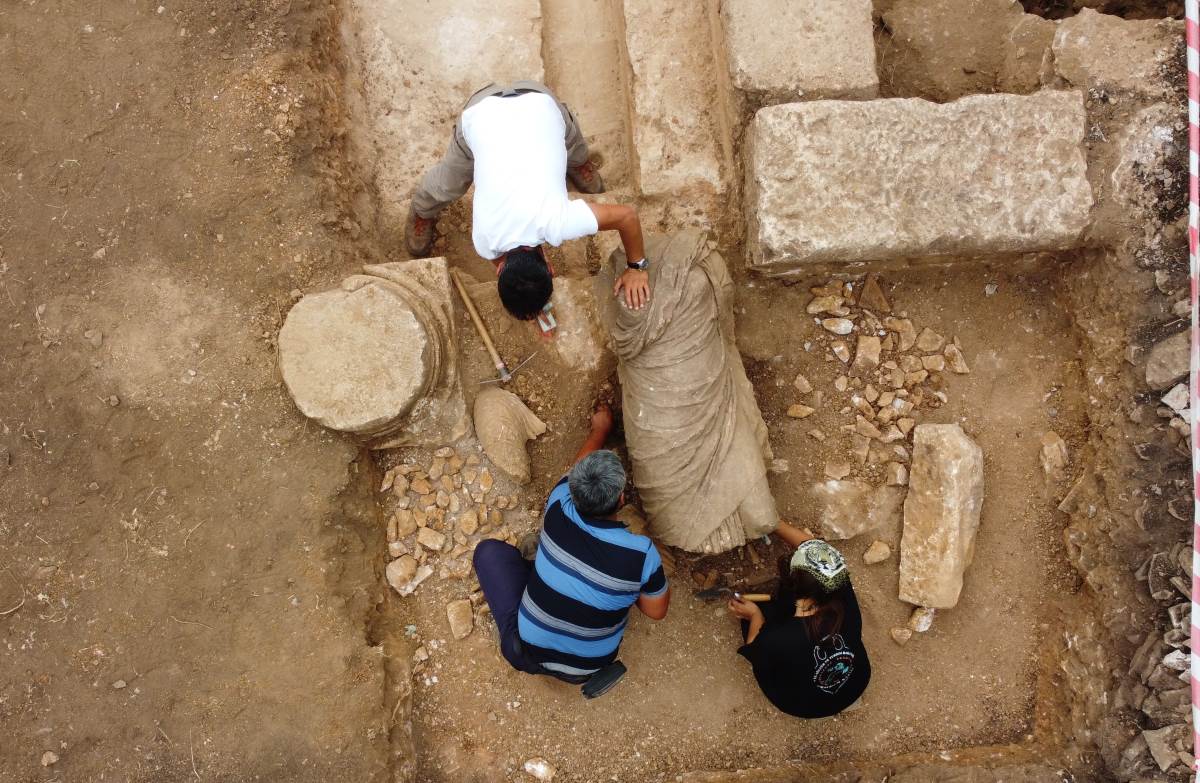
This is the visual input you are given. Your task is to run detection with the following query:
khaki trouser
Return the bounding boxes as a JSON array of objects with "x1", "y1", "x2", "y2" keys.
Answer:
[{"x1": 411, "y1": 80, "x2": 593, "y2": 219}]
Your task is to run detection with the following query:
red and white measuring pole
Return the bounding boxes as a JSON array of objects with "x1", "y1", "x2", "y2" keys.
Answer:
[{"x1": 1188, "y1": 0, "x2": 1199, "y2": 762}]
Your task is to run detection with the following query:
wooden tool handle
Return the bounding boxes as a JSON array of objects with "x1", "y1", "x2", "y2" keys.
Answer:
[
  {"x1": 449, "y1": 268, "x2": 509, "y2": 378},
  {"x1": 740, "y1": 593, "x2": 771, "y2": 602}
]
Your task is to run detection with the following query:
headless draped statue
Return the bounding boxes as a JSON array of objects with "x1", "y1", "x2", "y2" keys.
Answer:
[{"x1": 598, "y1": 230, "x2": 778, "y2": 553}]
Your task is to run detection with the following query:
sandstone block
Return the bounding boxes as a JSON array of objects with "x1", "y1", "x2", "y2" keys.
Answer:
[
  {"x1": 721, "y1": 0, "x2": 877, "y2": 103},
  {"x1": 622, "y1": 0, "x2": 732, "y2": 201},
  {"x1": 1053, "y1": 9, "x2": 1183, "y2": 99},
  {"x1": 746, "y1": 91, "x2": 1093, "y2": 272},
  {"x1": 347, "y1": 0, "x2": 543, "y2": 224},
  {"x1": 899, "y1": 424, "x2": 985, "y2": 609}
]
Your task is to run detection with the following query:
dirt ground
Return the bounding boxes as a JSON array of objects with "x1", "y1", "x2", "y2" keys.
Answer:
[{"x1": 0, "y1": 1, "x2": 1188, "y2": 783}]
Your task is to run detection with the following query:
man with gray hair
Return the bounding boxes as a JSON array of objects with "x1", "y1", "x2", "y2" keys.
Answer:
[{"x1": 472, "y1": 404, "x2": 670, "y2": 695}]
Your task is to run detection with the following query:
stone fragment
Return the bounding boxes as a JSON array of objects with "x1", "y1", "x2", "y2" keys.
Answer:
[
  {"x1": 435, "y1": 490, "x2": 450, "y2": 509},
  {"x1": 1053, "y1": 9, "x2": 1184, "y2": 99},
  {"x1": 474, "y1": 387, "x2": 546, "y2": 485},
  {"x1": 746, "y1": 92, "x2": 1092, "y2": 271},
  {"x1": 458, "y1": 509, "x2": 479, "y2": 536},
  {"x1": 822, "y1": 318, "x2": 854, "y2": 335},
  {"x1": 793, "y1": 373, "x2": 813, "y2": 394},
  {"x1": 864, "y1": 384, "x2": 879, "y2": 404},
  {"x1": 907, "y1": 606, "x2": 936, "y2": 633},
  {"x1": 897, "y1": 418, "x2": 915, "y2": 435},
  {"x1": 1039, "y1": 431, "x2": 1069, "y2": 477},
  {"x1": 41, "y1": 751, "x2": 59, "y2": 767},
  {"x1": 834, "y1": 376, "x2": 849, "y2": 392},
  {"x1": 417, "y1": 527, "x2": 446, "y2": 552},
  {"x1": 899, "y1": 424, "x2": 984, "y2": 608},
  {"x1": 446, "y1": 599, "x2": 474, "y2": 640},
  {"x1": 915, "y1": 328, "x2": 944, "y2": 352},
  {"x1": 812, "y1": 480, "x2": 904, "y2": 540},
  {"x1": 886, "y1": 462, "x2": 908, "y2": 486},
  {"x1": 787, "y1": 404, "x2": 815, "y2": 419},
  {"x1": 1146, "y1": 331, "x2": 1189, "y2": 390},
  {"x1": 825, "y1": 462, "x2": 851, "y2": 480},
  {"x1": 83, "y1": 328, "x2": 104, "y2": 347},
  {"x1": 904, "y1": 370, "x2": 928, "y2": 387},
  {"x1": 1143, "y1": 724, "x2": 1189, "y2": 772},
  {"x1": 428, "y1": 456, "x2": 445, "y2": 481},
  {"x1": 410, "y1": 477, "x2": 432, "y2": 496},
  {"x1": 858, "y1": 274, "x2": 891, "y2": 313},
  {"x1": 944, "y1": 343, "x2": 970, "y2": 374},
  {"x1": 851, "y1": 335, "x2": 881, "y2": 377},
  {"x1": 388, "y1": 541, "x2": 408, "y2": 558},
  {"x1": 806, "y1": 295, "x2": 845, "y2": 315},
  {"x1": 808, "y1": 429, "x2": 826, "y2": 442},
  {"x1": 1162, "y1": 383, "x2": 1189, "y2": 413},
  {"x1": 863, "y1": 540, "x2": 891, "y2": 564},
  {"x1": 1000, "y1": 14, "x2": 1056, "y2": 93},
  {"x1": 921, "y1": 354, "x2": 945, "y2": 372},
  {"x1": 855, "y1": 415, "x2": 882, "y2": 440},
  {"x1": 890, "y1": 627, "x2": 912, "y2": 646},
  {"x1": 523, "y1": 758, "x2": 558, "y2": 781},
  {"x1": 478, "y1": 468, "x2": 494, "y2": 494},
  {"x1": 885, "y1": 317, "x2": 916, "y2": 352},
  {"x1": 385, "y1": 555, "x2": 417, "y2": 594},
  {"x1": 721, "y1": 0, "x2": 877, "y2": 104},
  {"x1": 832, "y1": 341, "x2": 851, "y2": 363}
]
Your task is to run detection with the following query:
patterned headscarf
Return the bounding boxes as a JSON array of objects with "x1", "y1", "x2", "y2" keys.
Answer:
[{"x1": 789, "y1": 539, "x2": 849, "y2": 592}]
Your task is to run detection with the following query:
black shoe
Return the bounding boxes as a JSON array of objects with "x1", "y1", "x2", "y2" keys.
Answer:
[{"x1": 581, "y1": 661, "x2": 627, "y2": 699}]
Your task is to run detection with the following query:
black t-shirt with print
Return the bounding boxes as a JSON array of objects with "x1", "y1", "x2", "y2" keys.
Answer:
[{"x1": 736, "y1": 585, "x2": 871, "y2": 718}]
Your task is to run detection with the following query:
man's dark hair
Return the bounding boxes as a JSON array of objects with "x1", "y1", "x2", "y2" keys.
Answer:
[
  {"x1": 497, "y1": 248, "x2": 553, "y2": 320},
  {"x1": 568, "y1": 450, "x2": 625, "y2": 518}
]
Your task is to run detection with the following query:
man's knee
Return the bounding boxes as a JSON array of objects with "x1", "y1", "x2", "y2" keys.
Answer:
[{"x1": 472, "y1": 537, "x2": 512, "y2": 569}]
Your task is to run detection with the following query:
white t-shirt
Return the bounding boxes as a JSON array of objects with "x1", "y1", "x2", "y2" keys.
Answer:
[{"x1": 460, "y1": 93, "x2": 599, "y2": 260}]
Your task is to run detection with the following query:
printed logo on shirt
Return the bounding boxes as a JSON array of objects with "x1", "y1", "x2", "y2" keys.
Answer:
[{"x1": 811, "y1": 634, "x2": 855, "y2": 694}]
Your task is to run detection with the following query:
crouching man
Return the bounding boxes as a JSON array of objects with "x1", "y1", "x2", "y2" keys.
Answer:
[{"x1": 472, "y1": 404, "x2": 670, "y2": 695}]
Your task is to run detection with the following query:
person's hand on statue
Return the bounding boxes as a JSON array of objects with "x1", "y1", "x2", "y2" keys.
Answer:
[{"x1": 614, "y1": 268, "x2": 650, "y2": 310}]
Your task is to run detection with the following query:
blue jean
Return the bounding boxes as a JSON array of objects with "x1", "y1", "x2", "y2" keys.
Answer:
[{"x1": 472, "y1": 539, "x2": 548, "y2": 676}]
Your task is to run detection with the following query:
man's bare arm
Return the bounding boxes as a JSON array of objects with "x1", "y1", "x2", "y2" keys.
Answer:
[
  {"x1": 635, "y1": 588, "x2": 670, "y2": 620},
  {"x1": 586, "y1": 202, "x2": 650, "y2": 310}
]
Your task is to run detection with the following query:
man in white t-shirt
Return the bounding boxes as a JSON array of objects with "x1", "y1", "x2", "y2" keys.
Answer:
[{"x1": 406, "y1": 80, "x2": 650, "y2": 321}]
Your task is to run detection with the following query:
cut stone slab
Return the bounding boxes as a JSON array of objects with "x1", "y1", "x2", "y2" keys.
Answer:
[
  {"x1": 346, "y1": 0, "x2": 543, "y2": 226},
  {"x1": 1146, "y1": 330, "x2": 1189, "y2": 390},
  {"x1": 812, "y1": 480, "x2": 904, "y2": 540},
  {"x1": 745, "y1": 91, "x2": 1093, "y2": 272},
  {"x1": 1053, "y1": 9, "x2": 1184, "y2": 99},
  {"x1": 899, "y1": 424, "x2": 985, "y2": 609},
  {"x1": 622, "y1": 0, "x2": 732, "y2": 202},
  {"x1": 721, "y1": 0, "x2": 877, "y2": 104}
]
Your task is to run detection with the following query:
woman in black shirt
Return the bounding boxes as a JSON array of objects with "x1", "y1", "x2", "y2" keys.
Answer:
[{"x1": 728, "y1": 521, "x2": 870, "y2": 718}]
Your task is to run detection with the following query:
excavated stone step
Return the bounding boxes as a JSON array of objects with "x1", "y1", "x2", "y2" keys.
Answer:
[
  {"x1": 346, "y1": 0, "x2": 544, "y2": 227},
  {"x1": 621, "y1": 0, "x2": 733, "y2": 204},
  {"x1": 721, "y1": 0, "x2": 877, "y2": 104},
  {"x1": 745, "y1": 90, "x2": 1094, "y2": 273}
]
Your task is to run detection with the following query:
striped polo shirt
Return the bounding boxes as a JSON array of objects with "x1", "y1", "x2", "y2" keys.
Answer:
[{"x1": 518, "y1": 477, "x2": 668, "y2": 677}]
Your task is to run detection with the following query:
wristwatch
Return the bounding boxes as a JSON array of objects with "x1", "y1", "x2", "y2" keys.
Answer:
[{"x1": 627, "y1": 257, "x2": 649, "y2": 271}]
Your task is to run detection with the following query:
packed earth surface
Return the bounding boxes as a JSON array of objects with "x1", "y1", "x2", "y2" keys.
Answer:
[{"x1": 0, "y1": 1, "x2": 1194, "y2": 783}]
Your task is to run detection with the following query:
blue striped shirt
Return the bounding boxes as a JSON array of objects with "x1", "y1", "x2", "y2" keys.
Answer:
[{"x1": 518, "y1": 477, "x2": 668, "y2": 676}]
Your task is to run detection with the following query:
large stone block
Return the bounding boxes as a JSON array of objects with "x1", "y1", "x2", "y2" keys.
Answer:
[
  {"x1": 899, "y1": 424, "x2": 985, "y2": 609},
  {"x1": 721, "y1": 0, "x2": 877, "y2": 103},
  {"x1": 1053, "y1": 9, "x2": 1183, "y2": 99},
  {"x1": 622, "y1": 0, "x2": 733, "y2": 202},
  {"x1": 746, "y1": 91, "x2": 1093, "y2": 272},
  {"x1": 346, "y1": 0, "x2": 543, "y2": 225}
]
